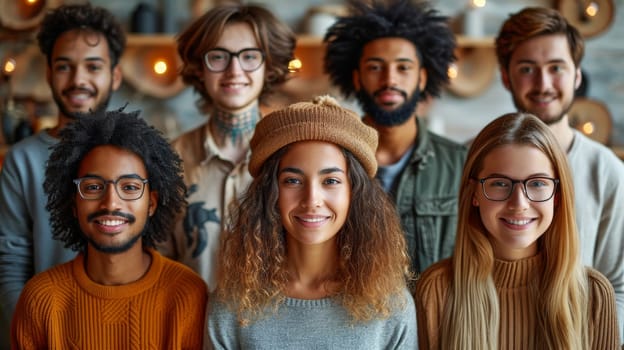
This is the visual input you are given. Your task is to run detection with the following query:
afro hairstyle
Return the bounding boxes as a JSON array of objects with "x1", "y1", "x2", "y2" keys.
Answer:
[{"x1": 324, "y1": 0, "x2": 456, "y2": 99}]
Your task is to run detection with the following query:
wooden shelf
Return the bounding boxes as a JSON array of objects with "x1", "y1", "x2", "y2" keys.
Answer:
[
  {"x1": 126, "y1": 34, "x2": 177, "y2": 46},
  {"x1": 294, "y1": 34, "x2": 494, "y2": 48},
  {"x1": 456, "y1": 35, "x2": 495, "y2": 47}
]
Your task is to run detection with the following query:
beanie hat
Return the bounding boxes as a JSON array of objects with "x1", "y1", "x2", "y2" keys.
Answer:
[{"x1": 249, "y1": 95, "x2": 378, "y2": 178}]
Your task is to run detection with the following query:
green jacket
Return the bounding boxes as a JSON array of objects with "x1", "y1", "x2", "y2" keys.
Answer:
[{"x1": 393, "y1": 118, "x2": 466, "y2": 274}]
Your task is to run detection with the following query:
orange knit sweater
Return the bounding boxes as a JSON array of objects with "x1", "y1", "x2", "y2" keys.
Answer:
[
  {"x1": 11, "y1": 248, "x2": 207, "y2": 349},
  {"x1": 415, "y1": 254, "x2": 620, "y2": 349}
]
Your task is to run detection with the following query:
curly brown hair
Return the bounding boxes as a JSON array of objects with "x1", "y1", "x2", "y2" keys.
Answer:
[
  {"x1": 37, "y1": 3, "x2": 126, "y2": 67},
  {"x1": 216, "y1": 146, "x2": 412, "y2": 325}
]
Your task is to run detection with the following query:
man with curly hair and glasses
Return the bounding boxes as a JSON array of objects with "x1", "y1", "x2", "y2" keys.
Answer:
[
  {"x1": 11, "y1": 108, "x2": 207, "y2": 349},
  {"x1": 324, "y1": 0, "x2": 467, "y2": 275}
]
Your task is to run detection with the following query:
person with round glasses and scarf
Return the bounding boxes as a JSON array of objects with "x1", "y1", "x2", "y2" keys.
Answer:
[{"x1": 160, "y1": 4, "x2": 296, "y2": 290}]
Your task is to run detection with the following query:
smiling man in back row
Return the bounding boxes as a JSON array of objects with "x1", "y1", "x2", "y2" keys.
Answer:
[{"x1": 495, "y1": 7, "x2": 624, "y2": 342}]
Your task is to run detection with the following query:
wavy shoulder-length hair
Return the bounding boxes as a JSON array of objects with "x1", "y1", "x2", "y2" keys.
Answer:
[
  {"x1": 177, "y1": 3, "x2": 296, "y2": 113},
  {"x1": 217, "y1": 146, "x2": 411, "y2": 325},
  {"x1": 441, "y1": 113, "x2": 588, "y2": 349}
]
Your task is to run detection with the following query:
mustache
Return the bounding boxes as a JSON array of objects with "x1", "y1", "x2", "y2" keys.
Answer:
[
  {"x1": 373, "y1": 87, "x2": 407, "y2": 99},
  {"x1": 62, "y1": 86, "x2": 95, "y2": 96},
  {"x1": 87, "y1": 210, "x2": 136, "y2": 223}
]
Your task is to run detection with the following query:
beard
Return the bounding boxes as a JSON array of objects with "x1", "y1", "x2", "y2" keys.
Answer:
[
  {"x1": 86, "y1": 230, "x2": 143, "y2": 254},
  {"x1": 51, "y1": 84, "x2": 113, "y2": 120},
  {"x1": 356, "y1": 86, "x2": 422, "y2": 127},
  {"x1": 84, "y1": 210, "x2": 142, "y2": 254},
  {"x1": 510, "y1": 85, "x2": 576, "y2": 126}
]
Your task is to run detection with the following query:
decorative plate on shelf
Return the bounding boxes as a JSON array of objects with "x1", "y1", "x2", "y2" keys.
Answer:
[
  {"x1": 568, "y1": 97, "x2": 612, "y2": 145},
  {"x1": 0, "y1": 0, "x2": 63, "y2": 31},
  {"x1": 557, "y1": 0, "x2": 614, "y2": 38},
  {"x1": 120, "y1": 35, "x2": 186, "y2": 99}
]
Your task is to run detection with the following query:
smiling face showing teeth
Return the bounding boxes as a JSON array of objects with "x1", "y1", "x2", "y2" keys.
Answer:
[
  {"x1": 201, "y1": 22, "x2": 266, "y2": 114},
  {"x1": 501, "y1": 34, "x2": 580, "y2": 126},
  {"x1": 47, "y1": 29, "x2": 122, "y2": 124},
  {"x1": 472, "y1": 144, "x2": 556, "y2": 261},
  {"x1": 277, "y1": 141, "x2": 351, "y2": 248},
  {"x1": 74, "y1": 145, "x2": 157, "y2": 255}
]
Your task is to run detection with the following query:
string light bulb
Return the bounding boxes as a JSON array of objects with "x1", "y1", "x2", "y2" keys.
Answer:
[
  {"x1": 585, "y1": 1, "x2": 599, "y2": 17},
  {"x1": 288, "y1": 58, "x2": 302, "y2": 72},
  {"x1": 470, "y1": 0, "x2": 486, "y2": 9},
  {"x1": 2, "y1": 58, "x2": 16, "y2": 75},
  {"x1": 582, "y1": 121, "x2": 595, "y2": 135},
  {"x1": 153, "y1": 59, "x2": 168, "y2": 75},
  {"x1": 447, "y1": 63, "x2": 458, "y2": 80}
]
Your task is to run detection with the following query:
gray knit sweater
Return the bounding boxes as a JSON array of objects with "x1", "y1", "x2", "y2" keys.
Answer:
[{"x1": 207, "y1": 288, "x2": 417, "y2": 349}]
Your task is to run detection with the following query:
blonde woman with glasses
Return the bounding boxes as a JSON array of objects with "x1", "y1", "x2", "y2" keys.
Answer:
[{"x1": 415, "y1": 112, "x2": 619, "y2": 349}]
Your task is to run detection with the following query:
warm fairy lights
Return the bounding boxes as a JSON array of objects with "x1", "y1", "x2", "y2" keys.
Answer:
[
  {"x1": 585, "y1": 1, "x2": 599, "y2": 17},
  {"x1": 288, "y1": 58, "x2": 302, "y2": 72},
  {"x1": 447, "y1": 63, "x2": 458, "y2": 80},
  {"x1": 2, "y1": 58, "x2": 16, "y2": 75},
  {"x1": 153, "y1": 60, "x2": 168, "y2": 75},
  {"x1": 471, "y1": 0, "x2": 486, "y2": 9},
  {"x1": 582, "y1": 122, "x2": 595, "y2": 135}
]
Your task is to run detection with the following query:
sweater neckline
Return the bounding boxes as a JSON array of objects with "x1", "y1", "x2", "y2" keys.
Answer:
[
  {"x1": 492, "y1": 253, "x2": 543, "y2": 289},
  {"x1": 284, "y1": 296, "x2": 336, "y2": 308},
  {"x1": 72, "y1": 248, "x2": 163, "y2": 299}
]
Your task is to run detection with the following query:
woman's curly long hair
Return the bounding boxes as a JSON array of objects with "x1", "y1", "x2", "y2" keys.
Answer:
[
  {"x1": 217, "y1": 146, "x2": 412, "y2": 325},
  {"x1": 324, "y1": 0, "x2": 456, "y2": 99},
  {"x1": 44, "y1": 108, "x2": 187, "y2": 251}
]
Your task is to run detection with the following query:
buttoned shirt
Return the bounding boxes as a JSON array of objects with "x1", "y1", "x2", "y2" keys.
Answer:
[{"x1": 162, "y1": 123, "x2": 253, "y2": 290}]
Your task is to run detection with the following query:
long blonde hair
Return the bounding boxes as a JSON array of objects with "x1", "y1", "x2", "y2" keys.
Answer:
[{"x1": 441, "y1": 113, "x2": 588, "y2": 349}]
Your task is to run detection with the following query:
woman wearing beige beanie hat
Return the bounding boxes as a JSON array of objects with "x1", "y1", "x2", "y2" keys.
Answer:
[{"x1": 208, "y1": 96, "x2": 417, "y2": 349}]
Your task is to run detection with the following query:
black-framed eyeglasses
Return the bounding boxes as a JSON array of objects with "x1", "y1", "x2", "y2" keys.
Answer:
[
  {"x1": 73, "y1": 175, "x2": 149, "y2": 201},
  {"x1": 203, "y1": 48, "x2": 265, "y2": 73},
  {"x1": 476, "y1": 176, "x2": 559, "y2": 202}
]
